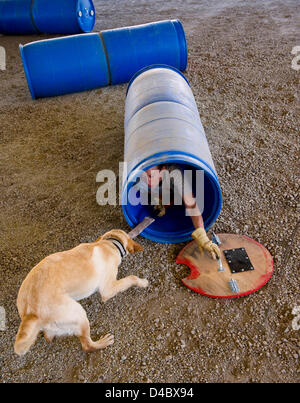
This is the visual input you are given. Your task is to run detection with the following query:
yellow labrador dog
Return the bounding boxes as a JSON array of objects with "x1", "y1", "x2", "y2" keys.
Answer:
[{"x1": 14, "y1": 230, "x2": 147, "y2": 356}]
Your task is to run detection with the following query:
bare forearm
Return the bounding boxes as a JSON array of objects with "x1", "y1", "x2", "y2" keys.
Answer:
[{"x1": 183, "y1": 193, "x2": 204, "y2": 229}]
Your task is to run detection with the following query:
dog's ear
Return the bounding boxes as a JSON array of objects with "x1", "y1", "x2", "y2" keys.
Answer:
[{"x1": 127, "y1": 239, "x2": 144, "y2": 253}]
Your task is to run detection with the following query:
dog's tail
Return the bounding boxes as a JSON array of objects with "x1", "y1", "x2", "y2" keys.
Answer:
[{"x1": 14, "y1": 314, "x2": 41, "y2": 356}]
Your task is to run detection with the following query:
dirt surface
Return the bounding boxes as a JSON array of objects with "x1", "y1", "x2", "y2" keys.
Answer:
[{"x1": 0, "y1": 0, "x2": 299, "y2": 383}]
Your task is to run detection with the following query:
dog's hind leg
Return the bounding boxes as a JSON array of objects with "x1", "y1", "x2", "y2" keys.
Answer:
[
  {"x1": 79, "y1": 320, "x2": 114, "y2": 353},
  {"x1": 43, "y1": 296, "x2": 114, "y2": 352}
]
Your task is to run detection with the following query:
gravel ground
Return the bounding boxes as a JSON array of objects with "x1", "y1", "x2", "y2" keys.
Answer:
[{"x1": 0, "y1": 0, "x2": 299, "y2": 383}]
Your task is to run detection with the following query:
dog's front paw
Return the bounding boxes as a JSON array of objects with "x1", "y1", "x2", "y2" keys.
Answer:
[{"x1": 138, "y1": 278, "x2": 149, "y2": 288}]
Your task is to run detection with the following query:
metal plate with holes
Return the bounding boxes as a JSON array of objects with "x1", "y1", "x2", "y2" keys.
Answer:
[{"x1": 223, "y1": 247, "x2": 254, "y2": 274}]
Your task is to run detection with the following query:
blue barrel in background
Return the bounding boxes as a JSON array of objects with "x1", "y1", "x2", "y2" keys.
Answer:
[
  {"x1": 20, "y1": 33, "x2": 109, "y2": 98},
  {"x1": 0, "y1": 0, "x2": 95, "y2": 35},
  {"x1": 19, "y1": 20, "x2": 187, "y2": 99},
  {"x1": 101, "y1": 19, "x2": 187, "y2": 85},
  {"x1": 122, "y1": 65, "x2": 222, "y2": 243},
  {"x1": 33, "y1": 0, "x2": 95, "y2": 34}
]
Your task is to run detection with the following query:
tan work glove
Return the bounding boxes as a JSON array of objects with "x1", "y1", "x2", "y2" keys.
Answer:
[{"x1": 192, "y1": 227, "x2": 220, "y2": 260}]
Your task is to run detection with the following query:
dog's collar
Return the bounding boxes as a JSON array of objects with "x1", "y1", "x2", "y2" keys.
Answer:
[{"x1": 105, "y1": 238, "x2": 127, "y2": 258}]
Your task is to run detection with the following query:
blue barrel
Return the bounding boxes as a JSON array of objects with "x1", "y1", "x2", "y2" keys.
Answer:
[
  {"x1": 0, "y1": 0, "x2": 95, "y2": 35},
  {"x1": 19, "y1": 20, "x2": 187, "y2": 99},
  {"x1": 122, "y1": 65, "x2": 222, "y2": 243},
  {"x1": 101, "y1": 19, "x2": 187, "y2": 85},
  {"x1": 20, "y1": 33, "x2": 109, "y2": 98}
]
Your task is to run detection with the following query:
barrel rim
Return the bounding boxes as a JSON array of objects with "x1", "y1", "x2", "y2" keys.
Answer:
[
  {"x1": 172, "y1": 19, "x2": 188, "y2": 71},
  {"x1": 19, "y1": 44, "x2": 36, "y2": 99},
  {"x1": 126, "y1": 64, "x2": 190, "y2": 95}
]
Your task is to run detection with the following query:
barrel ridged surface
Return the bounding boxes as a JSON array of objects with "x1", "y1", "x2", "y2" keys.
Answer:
[{"x1": 122, "y1": 66, "x2": 222, "y2": 243}]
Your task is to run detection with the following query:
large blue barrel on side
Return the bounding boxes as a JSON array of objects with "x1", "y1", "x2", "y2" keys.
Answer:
[
  {"x1": 122, "y1": 65, "x2": 222, "y2": 243},
  {"x1": 101, "y1": 19, "x2": 187, "y2": 85},
  {"x1": 19, "y1": 20, "x2": 188, "y2": 99},
  {"x1": 0, "y1": 0, "x2": 95, "y2": 35}
]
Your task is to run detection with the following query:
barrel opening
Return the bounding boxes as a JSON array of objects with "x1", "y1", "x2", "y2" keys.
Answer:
[{"x1": 122, "y1": 160, "x2": 222, "y2": 243}]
